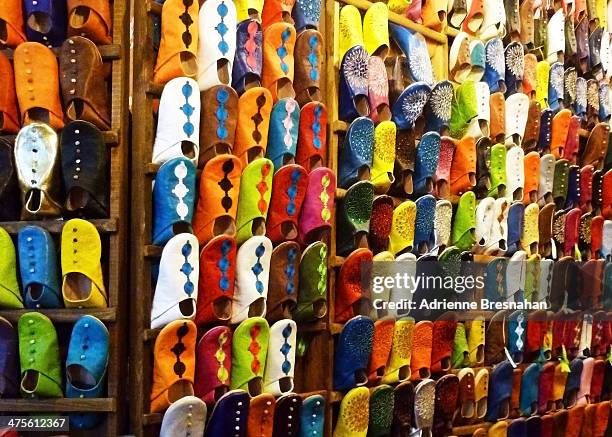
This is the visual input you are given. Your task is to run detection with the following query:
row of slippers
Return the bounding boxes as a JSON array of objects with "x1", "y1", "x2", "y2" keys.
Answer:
[
  {"x1": 0, "y1": 121, "x2": 110, "y2": 220},
  {"x1": 149, "y1": 318, "x2": 302, "y2": 412},
  {"x1": 0, "y1": 38, "x2": 112, "y2": 133},
  {"x1": 151, "y1": 76, "x2": 327, "y2": 171},
  {"x1": 152, "y1": 0, "x2": 324, "y2": 104},
  {"x1": 0, "y1": 219, "x2": 107, "y2": 310},
  {"x1": 0, "y1": 313, "x2": 109, "y2": 429},
  {"x1": 334, "y1": 384, "x2": 612, "y2": 436},
  {"x1": 0, "y1": 0, "x2": 113, "y2": 47},
  {"x1": 149, "y1": 233, "x2": 328, "y2": 328}
]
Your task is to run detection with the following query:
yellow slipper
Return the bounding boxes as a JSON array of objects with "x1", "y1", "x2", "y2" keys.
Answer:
[
  {"x1": 61, "y1": 219, "x2": 107, "y2": 308},
  {"x1": 371, "y1": 121, "x2": 397, "y2": 194},
  {"x1": 338, "y1": 5, "x2": 364, "y2": 61},
  {"x1": 363, "y1": 2, "x2": 389, "y2": 58},
  {"x1": 536, "y1": 61, "x2": 550, "y2": 108},
  {"x1": 381, "y1": 317, "x2": 415, "y2": 384},
  {"x1": 521, "y1": 203, "x2": 539, "y2": 256},
  {"x1": 333, "y1": 386, "x2": 370, "y2": 437},
  {"x1": 0, "y1": 227, "x2": 24, "y2": 309},
  {"x1": 235, "y1": 0, "x2": 264, "y2": 22},
  {"x1": 467, "y1": 316, "x2": 485, "y2": 366},
  {"x1": 388, "y1": 200, "x2": 416, "y2": 255}
]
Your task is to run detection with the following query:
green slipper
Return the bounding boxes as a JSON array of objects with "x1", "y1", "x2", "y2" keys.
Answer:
[
  {"x1": 451, "y1": 322, "x2": 469, "y2": 368},
  {"x1": 230, "y1": 317, "x2": 270, "y2": 396},
  {"x1": 235, "y1": 158, "x2": 274, "y2": 245},
  {"x1": 368, "y1": 384, "x2": 394, "y2": 437},
  {"x1": 452, "y1": 191, "x2": 476, "y2": 251},
  {"x1": 337, "y1": 181, "x2": 374, "y2": 256},
  {"x1": 293, "y1": 241, "x2": 328, "y2": 322},
  {"x1": 553, "y1": 158, "x2": 569, "y2": 206},
  {"x1": 487, "y1": 143, "x2": 507, "y2": 198},
  {"x1": 18, "y1": 312, "x2": 62, "y2": 398},
  {"x1": 0, "y1": 228, "x2": 23, "y2": 309}
]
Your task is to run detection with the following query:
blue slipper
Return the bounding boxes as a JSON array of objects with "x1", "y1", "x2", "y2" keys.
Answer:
[
  {"x1": 507, "y1": 310, "x2": 526, "y2": 364},
  {"x1": 339, "y1": 46, "x2": 370, "y2": 122},
  {"x1": 519, "y1": 362, "x2": 541, "y2": 416},
  {"x1": 538, "y1": 108, "x2": 553, "y2": 153},
  {"x1": 485, "y1": 360, "x2": 513, "y2": 421},
  {"x1": 506, "y1": 201, "x2": 524, "y2": 256},
  {"x1": 563, "y1": 358, "x2": 583, "y2": 407},
  {"x1": 485, "y1": 257, "x2": 508, "y2": 302},
  {"x1": 599, "y1": 83, "x2": 610, "y2": 121},
  {"x1": 414, "y1": 195, "x2": 436, "y2": 253},
  {"x1": 338, "y1": 117, "x2": 374, "y2": 188},
  {"x1": 548, "y1": 62, "x2": 564, "y2": 112},
  {"x1": 391, "y1": 82, "x2": 432, "y2": 130},
  {"x1": 388, "y1": 23, "x2": 434, "y2": 84},
  {"x1": 424, "y1": 80, "x2": 454, "y2": 133},
  {"x1": 504, "y1": 41, "x2": 524, "y2": 96},
  {"x1": 483, "y1": 38, "x2": 505, "y2": 93},
  {"x1": 508, "y1": 417, "x2": 527, "y2": 437},
  {"x1": 266, "y1": 98, "x2": 300, "y2": 171},
  {"x1": 413, "y1": 132, "x2": 441, "y2": 195},
  {"x1": 293, "y1": 0, "x2": 322, "y2": 30},
  {"x1": 300, "y1": 394, "x2": 325, "y2": 436},
  {"x1": 205, "y1": 390, "x2": 250, "y2": 436},
  {"x1": 333, "y1": 315, "x2": 374, "y2": 391},
  {"x1": 575, "y1": 77, "x2": 587, "y2": 117}
]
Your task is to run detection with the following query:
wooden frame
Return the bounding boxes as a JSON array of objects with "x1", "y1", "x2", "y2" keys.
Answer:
[{"x1": 0, "y1": 0, "x2": 130, "y2": 435}]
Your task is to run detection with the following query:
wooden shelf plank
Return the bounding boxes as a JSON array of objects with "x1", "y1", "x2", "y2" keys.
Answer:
[
  {"x1": 330, "y1": 391, "x2": 344, "y2": 403},
  {"x1": 146, "y1": 82, "x2": 164, "y2": 96},
  {"x1": 143, "y1": 413, "x2": 162, "y2": 426},
  {"x1": 0, "y1": 44, "x2": 121, "y2": 61},
  {"x1": 144, "y1": 245, "x2": 162, "y2": 258},
  {"x1": 452, "y1": 423, "x2": 493, "y2": 435},
  {"x1": 143, "y1": 329, "x2": 159, "y2": 342},
  {"x1": 330, "y1": 322, "x2": 343, "y2": 335},
  {"x1": 0, "y1": 398, "x2": 116, "y2": 412},
  {"x1": 0, "y1": 308, "x2": 116, "y2": 323},
  {"x1": 332, "y1": 120, "x2": 348, "y2": 133},
  {"x1": 0, "y1": 218, "x2": 118, "y2": 235},
  {"x1": 332, "y1": 256, "x2": 345, "y2": 267},
  {"x1": 146, "y1": 0, "x2": 163, "y2": 15}
]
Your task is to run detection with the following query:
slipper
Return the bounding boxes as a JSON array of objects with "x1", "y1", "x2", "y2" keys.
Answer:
[
  {"x1": 380, "y1": 318, "x2": 414, "y2": 384},
  {"x1": 335, "y1": 248, "x2": 372, "y2": 323},
  {"x1": 262, "y1": 22, "x2": 296, "y2": 102},
  {"x1": 0, "y1": 228, "x2": 23, "y2": 309},
  {"x1": 422, "y1": 0, "x2": 448, "y2": 31},
  {"x1": 266, "y1": 164, "x2": 307, "y2": 243},
  {"x1": 474, "y1": 137, "x2": 491, "y2": 198},
  {"x1": 475, "y1": 197, "x2": 495, "y2": 253},
  {"x1": 13, "y1": 43, "x2": 64, "y2": 130},
  {"x1": 294, "y1": 241, "x2": 328, "y2": 322},
  {"x1": 506, "y1": 309, "x2": 527, "y2": 364},
  {"x1": 450, "y1": 81, "x2": 478, "y2": 138},
  {"x1": 266, "y1": 241, "x2": 300, "y2": 323},
  {"x1": 67, "y1": 0, "x2": 112, "y2": 45},
  {"x1": 546, "y1": 9, "x2": 565, "y2": 63},
  {"x1": 466, "y1": 82, "x2": 490, "y2": 138},
  {"x1": 564, "y1": 67, "x2": 578, "y2": 110},
  {"x1": 484, "y1": 39, "x2": 506, "y2": 93},
  {"x1": 486, "y1": 360, "x2": 513, "y2": 421},
  {"x1": 339, "y1": 45, "x2": 370, "y2": 122},
  {"x1": 204, "y1": 390, "x2": 249, "y2": 435},
  {"x1": 371, "y1": 121, "x2": 396, "y2": 193},
  {"x1": 150, "y1": 320, "x2": 196, "y2": 413},
  {"x1": 413, "y1": 379, "x2": 435, "y2": 435},
  {"x1": 388, "y1": 200, "x2": 417, "y2": 255},
  {"x1": 452, "y1": 191, "x2": 476, "y2": 251},
  {"x1": 389, "y1": 24, "x2": 434, "y2": 84},
  {"x1": 449, "y1": 32, "x2": 472, "y2": 83},
  {"x1": 197, "y1": 85, "x2": 238, "y2": 166},
  {"x1": 160, "y1": 396, "x2": 206, "y2": 437},
  {"x1": 392, "y1": 381, "x2": 414, "y2": 434},
  {"x1": 504, "y1": 41, "x2": 525, "y2": 96},
  {"x1": 547, "y1": 62, "x2": 565, "y2": 114},
  {"x1": 232, "y1": 19, "x2": 263, "y2": 94},
  {"x1": 388, "y1": 128, "x2": 417, "y2": 197},
  {"x1": 298, "y1": 166, "x2": 335, "y2": 244},
  {"x1": 414, "y1": 132, "x2": 441, "y2": 195},
  {"x1": 293, "y1": 29, "x2": 323, "y2": 105},
  {"x1": 562, "y1": 115, "x2": 581, "y2": 164},
  {"x1": 523, "y1": 55, "x2": 538, "y2": 97},
  {"x1": 338, "y1": 117, "x2": 374, "y2": 189},
  {"x1": 368, "y1": 319, "x2": 394, "y2": 380},
  {"x1": 0, "y1": 0, "x2": 26, "y2": 48},
  {"x1": 456, "y1": 368, "x2": 476, "y2": 419},
  {"x1": 333, "y1": 387, "x2": 370, "y2": 436},
  {"x1": 435, "y1": 136, "x2": 455, "y2": 200},
  {"x1": 235, "y1": 158, "x2": 274, "y2": 244},
  {"x1": 362, "y1": 2, "x2": 389, "y2": 57},
  {"x1": 553, "y1": 159, "x2": 570, "y2": 208},
  {"x1": 61, "y1": 219, "x2": 106, "y2": 309},
  {"x1": 538, "y1": 153, "x2": 555, "y2": 206},
  {"x1": 580, "y1": 122, "x2": 610, "y2": 169},
  {"x1": 537, "y1": 106, "x2": 553, "y2": 153},
  {"x1": 293, "y1": 0, "x2": 322, "y2": 30},
  {"x1": 506, "y1": 201, "x2": 525, "y2": 256},
  {"x1": 230, "y1": 236, "x2": 272, "y2": 324},
  {"x1": 152, "y1": 77, "x2": 201, "y2": 165},
  {"x1": 599, "y1": 83, "x2": 611, "y2": 121},
  {"x1": 410, "y1": 321, "x2": 433, "y2": 380},
  {"x1": 505, "y1": 93, "x2": 529, "y2": 147},
  {"x1": 535, "y1": 60, "x2": 551, "y2": 110},
  {"x1": 235, "y1": 0, "x2": 264, "y2": 22},
  {"x1": 523, "y1": 152, "x2": 540, "y2": 204},
  {"x1": 450, "y1": 135, "x2": 476, "y2": 198},
  {"x1": 414, "y1": 195, "x2": 436, "y2": 254},
  {"x1": 504, "y1": 146, "x2": 524, "y2": 203},
  {"x1": 230, "y1": 317, "x2": 269, "y2": 396},
  {"x1": 550, "y1": 109, "x2": 571, "y2": 159},
  {"x1": 17, "y1": 226, "x2": 61, "y2": 309},
  {"x1": 300, "y1": 395, "x2": 325, "y2": 436},
  {"x1": 337, "y1": 181, "x2": 374, "y2": 256},
  {"x1": 431, "y1": 312, "x2": 458, "y2": 372},
  {"x1": 564, "y1": 357, "x2": 583, "y2": 407},
  {"x1": 448, "y1": 0, "x2": 467, "y2": 28},
  {"x1": 368, "y1": 56, "x2": 391, "y2": 123},
  {"x1": 369, "y1": 195, "x2": 394, "y2": 253},
  {"x1": 392, "y1": 82, "x2": 431, "y2": 131},
  {"x1": 368, "y1": 384, "x2": 394, "y2": 437},
  {"x1": 265, "y1": 98, "x2": 299, "y2": 170},
  {"x1": 261, "y1": 0, "x2": 295, "y2": 29},
  {"x1": 566, "y1": 165, "x2": 581, "y2": 209},
  {"x1": 153, "y1": 0, "x2": 199, "y2": 85},
  {"x1": 424, "y1": 80, "x2": 454, "y2": 133},
  {"x1": 192, "y1": 155, "x2": 242, "y2": 245},
  {"x1": 338, "y1": 5, "x2": 364, "y2": 61},
  {"x1": 23, "y1": 0, "x2": 66, "y2": 47},
  {"x1": 521, "y1": 101, "x2": 541, "y2": 154},
  {"x1": 262, "y1": 319, "x2": 296, "y2": 396},
  {"x1": 484, "y1": 198, "x2": 509, "y2": 255},
  {"x1": 432, "y1": 374, "x2": 459, "y2": 436},
  {"x1": 152, "y1": 158, "x2": 197, "y2": 246},
  {"x1": 233, "y1": 87, "x2": 274, "y2": 167},
  {"x1": 0, "y1": 53, "x2": 19, "y2": 135},
  {"x1": 333, "y1": 316, "x2": 374, "y2": 391},
  {"x1": 587, "y1": 79, "x2": 600, "y2": 126},
  {"x1": 577, "y1": 357, "x2": 594, "y2": 405},
  {"x1": 14, "y1": 123, "x2": 62, "y2": 219}
]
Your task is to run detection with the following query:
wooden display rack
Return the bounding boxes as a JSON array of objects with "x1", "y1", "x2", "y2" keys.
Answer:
[
  {"x1": 129, "y1": 2, "x2": 331, "y2": 435},
  {"x1": 0, "y1": 1, "x2": 130, "y2": 435}
]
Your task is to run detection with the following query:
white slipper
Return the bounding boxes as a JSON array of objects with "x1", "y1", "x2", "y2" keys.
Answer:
[
  {"x1": 197, "y1": 0, "x2": 237, "y2": 91},
  {"x1": 538, "y1": 258, "x2": 554, "y2": 301},
  {"x1": 578, "y1": 313, "x2": 593, "y2": 357},
  {"x1": 602, "y1": 220, "x2": 612, "y2": 259},
  {"x1": 505, "y1": 145, "x2": 524, "y2": 202},
  {"x1": 152, "y1": 77, "x2": 201, "y2": 165},
  {"x1": 505, "y1": 250, "x2": 526, "y2": 302},
  {"x1": 434, "y1": 200, "x2": 453, "y2": 252},
  {"x1": 413, "y1": 379, "x2": 435, "y2": 437},
  {"x1": 263, "y1": 319, "x2": 297, "y2": 396},
  {"x1": 160, "y1": 396, "x2": 207, "y2": 437},
  {"x1": 474, "y1": 197, "x2": 495, "y2": 254},
  {"x1": 151, "y1": 233, "x2": 200, "y2": 329},
  {"x1": 480, "y1": 0, "x2": 506, "y2": 40},
  {"x1": 389, "y1": 253, "x2": 417, "y2": 318},
  {"x1": 546, "y1": 8, "x2": 565, "y2": 63},
  {"x1": 504, "y1": 92, "x2": 529, "y2": 147},
  {"x1": 466, "y1": 81, "x2": 490, "y2": 138},
  {"x1": 231, "y1": 235, "x2": 273, "y2": 324},
  {"x1": 537, "y1": 153, "x2": 555, "y2": 206},
  {"x1": 484, "y1": 198, "x2": 509, "y2": 255}
]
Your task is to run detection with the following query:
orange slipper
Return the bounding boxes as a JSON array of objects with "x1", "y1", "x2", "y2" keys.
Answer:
[
  {"x1": 335, "y1": 248, "x2": 373, "y2": 323},
  {"x1": 153, "y1": 0, "x2": 199, "y2": 85},
  {"x1": 523, "y1": 152, "x2": 540, "y2": 204},
  {"x1": 0, "y1": 0, "x2": 26, "y2": 47},
  {"x1": 0, "y1": 52, "x2": 20, "y2": 134},
  {"x1": 233, "y1": 87, "x2": 273, "y2": 167},
  {"x1": 262, "y1": 22, "x2": 296, "y2": 102},
  {"x1": 261, "y1": 0, "x2": 295, "y2": 30},
  {"x1": 295, "y1": 102, "x2": 327, "y2": 172},
  {"x1": 411, "y1": 321, "x2": 433, "y2": 381},
  {"x1": 450, "y1": 135, "x2": 477, "y2": 198},
  {"x1": 13, "y1": 42, "x2": 64, "y2": 130},
  {"x1": 368, "y1": 319, "x2": 395, "y2": 381},
  {"x1": 67, "y1": 0, "x2": 112, "y2": 44}
]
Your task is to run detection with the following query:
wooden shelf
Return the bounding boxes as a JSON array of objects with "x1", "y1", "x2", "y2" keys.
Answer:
[
  {"x1": 0, "y1": 398, "x2": 116, "y2": 412},
  {"x1": 0, "y1": 44, "x2": 121, "y2": 61},
  {"x1": 0, "y1": 218, "x2": 118, "y2": 235},
  {"x1": 452, "y1": 423, "x2": 493, "y2": 435},
  {"x1": 146, "y1": 0, "x2": 163, "y2": 15},
  {"x1": 0, "y1": 308, "x2": 116, "y2": 323},
  {"x1": 146, "y1": 82, "x2": 164, "y2": 97},
  {"x1": 143, "y1": 413, "x2": 162, "y2": 426},
  {"x1": 144, "y1": 245, "x2": 162, "y2": 258}
]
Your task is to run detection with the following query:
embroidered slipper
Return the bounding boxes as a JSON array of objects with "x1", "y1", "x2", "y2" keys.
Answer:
[
  {"x1": 424, "y1": 80, "x2": 453, "y2": 134},
  {"x1": 265, "y1": 98, "x2": 299, "y2": 170},
  {"x1": 150, "y1": 320, "x2": 196, "y2": 413},
  {"x1": 261, "y1": 0, "x2": 295, "y2": 29},
  {"x1": 293, "y1": 0, "x2": 322, "y2": 30},
  {"x1": 456, "y1": 368, "x2": 475, "y2": 419},
  {"x1": 152, "y1": 158, "x2": 196, "y2": 246},
  {"x1": 0, "y1": 0, "x2": 26, "y2": 48},
  {"x1": 413, "y1": 379, "x2": 435, "y2": 434},
  {"x1": 450, "y1": 135, "x2": 476, "y2": 198},
  {"x1": 17, "y1": 312, "x2": 62, "y2": 399},
  {"x1": 414, "y1": 132, "x2": 441, "y2": 195},
  {"x1": 392, "y1": 82, "x2": 431, "y2": 131},
  {"x1": 17, "y1": 226, "x2": 61, "y2": 309},
  {"x1": 432, "y1": 374, "x2": 459, "y2": 437},
  {"x1": 410, "y1": 320, "x2": 433, "y2": 381},
  {"x1": 339, "y1": 45, "x2": 369, "y2": 122},
  {"x1": 338, "y1": 117, "x2": 374, "y2": 189},
  {"x1": 414, "y1": 195, "x2": 436, "y2": 254},
  {"x1": 298, "y1": 166, "x2": 335, "y2": 244},
  {"x1": 388, "y1": 200, "x2": 416, "y2": 255},
  {"x1": 300, "y1": 394, "x2": 324, "y2": 436},
  {"x1": 452, "y1": 191, "x2": 476, "y2": 251},
  {"x1": 197, "y1": 85, "x2": 238, "y2": 166},
  {"x1": 475, "y1": 197, "x2": 495, "y2": 254},
  {"x1": 294, "y1": 241, "x2": 327, "y2": 322},
  {"x1": 362, "y1": 2, "x2": 389, "y2": 58},
  {"x1": 0, "y1": 228, "x2": 23, "y2": 309},
  {"x1": 235, "y1": 158, "x2": 273, "y2": 244},
  {"x1": 266, "y1": 241, "x2": 300, "y2": 323},
  {"x1": 472, "y1": 368, "x2": 489, "y2": 419},
  {"x1": 371, "y1": 121, "x2": 396, "y2": 194},
  {"x1": 335, "y1": 248, "x2": 372, "y2": 323},
  {"x1": 233, "y1": 87, "x2": 273, "y2": 167},
  {"x1": 503, "y1": 42, "x2": 524, "y2": 97},
  {"x1": 262, "y1": 22, "x2": 296, "y2": 102},
  {"x1": 523, "y1": 152, "x2": 540, "y2": 204},
  {"x1": 194, "y1": 236, "x2": 236, "y2": 326},
  {"x1": 0, "y1": 318, "x2": 18, "y2": 397},
  {"x1": 338, "y1": 5, "x2": 364, "y2": 61},
  {"x1": 483, "y1": 38, "x2": 505, "y2": 93},
  {"x1": 61, "y1": 219, "x2": 106, "y2": 309},
  {"x1": 333, "y1": 316, "x2": 374, "y2": 391},
  {"x1": 333, "y1": 387, "x2": 370, "y2": 436},
  {"x1": 160, "y1": 396, "x2": 206, "y2": 437},
  {"x1": 192, "y1": 155, "x2": 241, "y2": 245},
  {"x1": 153, "y1": 0, "x2": 199, "y2": 85},
  {"x1": 293, "y1": 30, "x2": 322, "y2": 105},
  {"x1": 369, "y1": 195, "x2": 394, "y2": 253},
  {"x1": 204, "y1": 390, "x2": 249, "y2": 436},
  {"x1": 434, "y1": 136, "x2": 455, "y2": 200},
  {"x1": 367, "y1": 57, "x2": 390, "y2": 123},
  {"x1": 377, "y1": 317, "x2": 413, "y2": 384},
  {"x1": 389, "y1": 24, "x2": 434, "y2": 84},
  {"x1": 599, "y1": 83, "x2": 610, "y2": 121},
  {"x1": 152, "y1": 77, "x2": 200, "y2": 165},
  {"x1": 449, "y1": 32, "x2": 472, "y2": 83},
  {"x1": 230, "y1": 317, "x2": 269, "y2": 396},
  {"x1": 232, "y1": 19, "x2": 262, "y2": 94},
  {"x1": 22, "y1": 0, "x2": 66, "y2": 47},
  {"x1": 262, "y1": 319, "x2": 296, "y2": 396},
  {"x1": 337, "y1": 181, "x2": 374, "y2": 256},
  {"x1": 13, "y1": 43, "x2": 64, "y2": 130},
  {"x1": 230, "y1": 236, "x2": 272, "y2": 324},
  {"x1": 0, "y1": 52, "x2": 19, "y2": 134},
  {"x1": 266, "y1": 164, "x2": 307, "y2": 243},
  {"x1": 484, "y1": 198, "x2": 509, "y2": 255},
  {"x1": 391, "y1": 381, "x2": 414, "y2": 434},
  {"x1": 504, "y1": 93, "x2": 529, "y2": 147},
  {"x1": 368, "y1": 384, "x2": 394, "y2": 437},
  {"x1": 367, "y1": 319, "x2": 394, "y2": 380}
]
